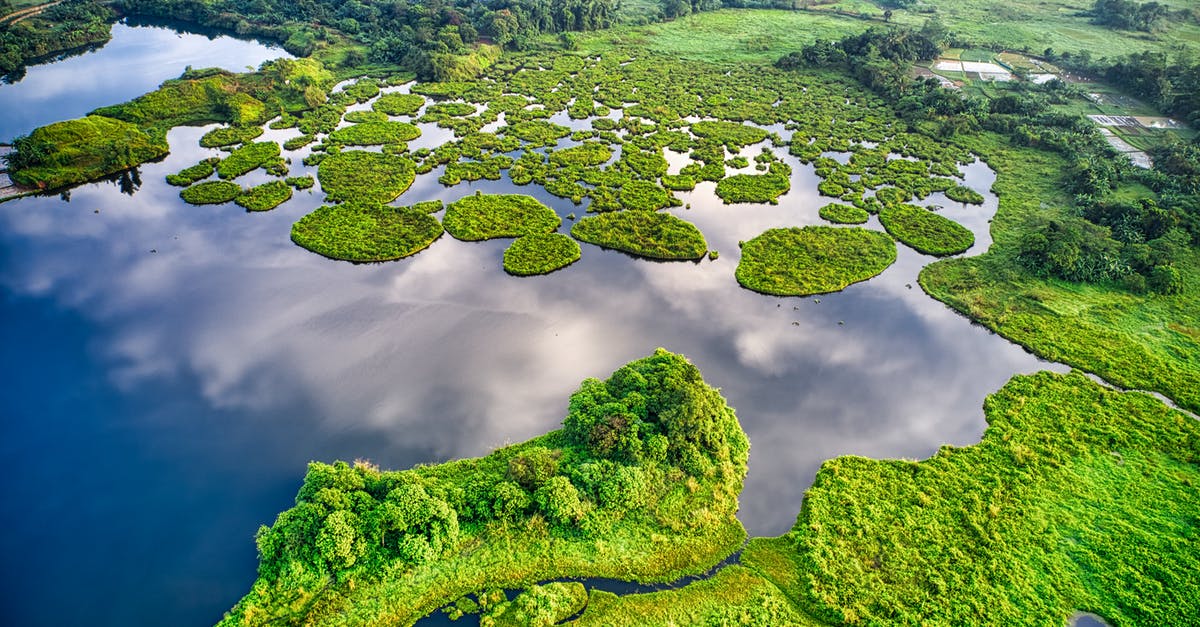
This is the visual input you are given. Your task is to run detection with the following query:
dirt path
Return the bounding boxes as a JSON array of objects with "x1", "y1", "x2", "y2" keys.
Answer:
[{"x1": 0, "y1": 0, "x2": 63, "y2": 26}]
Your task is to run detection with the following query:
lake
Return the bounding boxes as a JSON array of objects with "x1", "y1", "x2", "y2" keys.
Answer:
[{"x1": 0, "y1": 22, "x2": 1062, "y2": 627}]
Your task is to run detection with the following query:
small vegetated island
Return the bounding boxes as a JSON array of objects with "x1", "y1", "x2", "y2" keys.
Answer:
[{"x1": 736, "y1": 226, "x2": 897, "y2": 296}]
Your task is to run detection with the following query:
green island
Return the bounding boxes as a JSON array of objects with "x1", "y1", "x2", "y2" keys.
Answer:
[
  {"x1": 443, "y1": 193, "x2": 561, "y2": 241},
  {"x1": 503, "y1": 233, "x2": 583, "y2": 276},
  {"x1": 571, "y1": 211, "x2": 708, "y2": 261},
  {"x1": 291, "y1": 204, "x2": 443, "y2": 262},
  {"x1": 736, "y1": 226, "x2": 897, "y2": 296},
  {"x1": 879, "y1": 203, "x2": 976, "y2": 256},
  {"x1": 5, "y1": 0, "x2": 1200, "y2": 624}
]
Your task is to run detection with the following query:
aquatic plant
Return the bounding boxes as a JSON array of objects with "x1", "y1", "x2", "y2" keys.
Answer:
[
  {"x1": 328, "y1": 121, "x2": 421, "y2": 146},
  {"x1": 715, "y1": 173, "x2": 790, "y2": 204},
  {"x1": 818, "y1": 203, "x2": 870, "y2": 224},
  {"x1": 180, "y1": 180, "x2": 242, "y2": 205},
  {"x1": 317, "y1": 150, "x2": 416, "y2": 204},
  {"x1": 373, "y1": 93, "x2": 425, "y2": 116},
  {"x1": 572, "y1": 211, "x2": 707, "y2": 260},
  {"x1": 443, "y1": 194, "x2": 561, "y2": 241},
  {"x1": 165, "y1": 158, "x2": 217, "y2": 187},
  {"x1": 235, "y1": 180, "x2": 293, "y2": 211},
  {"x1": 736, "y1": 226, "x2": 896, "y2": 296},
  {"x1": 199, "y1": 125, "x2": 263, "y2": 148},
  {"x1": 503, "y1": 233, "x2": 582, "y2": 276},
  {"x1": 291, "y1": 204, "x2": 443, "y2": 262},
  {"x1": 879, "y1": 204, "x2": 974, "y2": 256},
  {"x1": 216, "y1": 142, "x2": 283, "y2": 180}
]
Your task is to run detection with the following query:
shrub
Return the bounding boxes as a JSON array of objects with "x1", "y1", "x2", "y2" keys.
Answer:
[
  {"x1": 180, "y1": 180, "x2": 242, "y2": 205},
  {"x1": 374, "y1": 93, "x2": 425, "y2": 116},
  {"x1": 291, "y1": 204, "x2": 443, "y2": 262},
  {"x1": 735, "y1": 226, "x2": 897, "y2": 296},
  {"x1": 879, "y1": 204, "x2": 974, "y2": 256},
  {"x1": 443, "y1": 194, "x2": 561, "y2": 241},
  {"x1": 317, "y1": 151, "x2": 416, "y2": 204},
  {"x1": 236, "y1": 180, "x2": 293, "y2": 211},
  {"x1": 691, "y1": 120, "x2": 768, "y2": 147},
  {"x1": 165, "y1": 159, "x2": 217, "y2": 186},
  {"x1": 199, "y1": 125, "x2": 263, "y2": 148},
  {"x1": 620, "y1": 180, "x2": 674, "y2": 211},
  {"x1": 572, "y1": 211, "x2": 707, "y2": 260},
  {"x1": 549, "y1": 143, "x2": 613, "y2": 167},
  {"x1": 328, "y1": 122, "x2": 421, "y2": 146},
  {"x1": 819, "y1": 203, "x2": 870, "y2": 224},
  {"x1": 945, "y1": 184, "x2": 985, "y2": 204},
  {"x1": 216, "y1": 142, "x2": 282, "y2": 179},
  {"x1": 715, "y1": 173, "x2": 790, "y2": 204},
  {"x1": 504, "y1": 234, "x2": 582, "y2": 276}
]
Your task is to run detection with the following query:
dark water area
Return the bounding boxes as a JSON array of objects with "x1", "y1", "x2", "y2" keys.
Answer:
[
  {"x1": 0, "y1": 21, "x2": 291, "y2": 142},
  {"x1": 1, "y1": 26, "x2": 1066, "y2": 627}
]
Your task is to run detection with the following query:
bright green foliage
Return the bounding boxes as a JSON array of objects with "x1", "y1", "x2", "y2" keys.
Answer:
[
  {"x1": 199, "y1": 125, "x2": 264, "y2": 148},
  {"x1": 661, "y1": 174, "x2": 696, "y2": 191},
  {"x1": 504, "y1": 120, "x2": 571, "y2": 147},
  {"x1": 165, "y1": 158, "x2": 217, "y2": 187},
  {"x1": 621, "y1": 147, "x2": 669, "y2": 178},
  {"x1": 503, "y1": 233, "x2": 582, "y2": 276},
  {"x1": 790, "y1": 371, "x2": 1200, "y2": 626},
  {"x1": 373, "y1": 93, "x2": 425, "y2": 116},
  {"x1": 572, "y1": 211, "x2": 707, "y2": 261},
  {"x1": 8, "y1": 116, "x2": 168, "y2": 190},
  {"x1": 216, "y1": 142, "x2": 283, "y2": 180},
  {"x1": 443, "y1": 194, "x2": 561, "y2": 241},
  {"x1": 945, "y1": 184, "x2": 985, "y2": 204},
  {"x1": 423, "y1": 102, "x2": 476, "y2": 118},
  {"x1": 715, "y1": 173, "x2": 790, "y2": 204},
  {"x1": 818, "y1": 203, "x2": 869, "y2": 224},
  {"x1": 342, "y1": 78, "x2": 381, "y2": 103},
  {"x1": 180, "y1": 180, "x2": 242, "y2": 205},
  {"x1": 691, "y1": 121, "x2": 768, "y2": 148},
  {"x1": 317, "y1": 151, "x2": 416, "y2": 204},
  {"x1": 223, "y1": 350, "x2": 748, "y2": 626},
  {"x1": 236, "y1": 180, "x2": 293, "y2": 212},
  {"x1": 410, "y1": 200, "x2": 444, "y2": 213},
  {"x1": 291, "y1": 204, "x2": 443, "y2": 262},
  {"x1": 328, "y1": 121, "x2": 421, "y2": 146},
  {"x1": 286, "y1": 175, "x2": 315, "y2": 190},
  {"x1": 879, "y1": 204, "x2": 975, "y2": 256},
  {"x1": 736, "y1": 226, "x2": 897, "y2": 296},
  {"x1": 549, "y1": 142, "x2": 613, "y2": 167},
  {"x1": 282, "y1": 134, "x2": 314, "y2": 150},
  {"x1": 343, "y1": 110, "x2": 388, "y2": 124},
  {"x1": 619, "y1": 180, "x2": 674, "y2": 211}
]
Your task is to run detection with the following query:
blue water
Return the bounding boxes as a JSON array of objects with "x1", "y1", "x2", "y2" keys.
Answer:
[{"x1": 0, "y1": 24, "x2": 1065, "y2": 627}]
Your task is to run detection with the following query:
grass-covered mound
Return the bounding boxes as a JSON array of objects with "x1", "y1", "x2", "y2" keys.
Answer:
[
  {"x1": 690, "y1": 121, "x2": 768, "y2": 147},
  {"x1": 180, "y1": 180, "x2": 242, "y2": 205},
  {"x1": 818, "y1": 203, "x2": 869, "y2": 224},
  {"x1": 291, "y1": 204, "x2": 443, "y2": 262},
  {"x1": 7, "y1": 116, "x2": 168, "y2": 190},
  {"x1": 549, "y1": 143, "x2": 613, "y2": 167},
  {"x1": 572, "y1": 211, "x2": 707, "y2": 260},
  {"x1": 199, "y1": 125, "x2": 264, "y2": 148},
  {"x1": 715, "y1": 173, "x2": 790, "y2": 204},
  {"x1": 736, "y1": 226, "x2": 896, "y2": 296},
  {"x1": 503, "y1": 233, "x2": 582, "y2": 276},
  {"x1": 879, "y1": 204, "x2": 974, "y2": 256},
  {"x1": 216, "y1": 142, "x2": 283, "y2": 180},
  {"x1": 317, "y1": 151, "x2": 416, "y2": 204},
  {"x1": 328, "y1": 121, "x2": 421, "y2": 146},
  {"x1": 221, "y1": 350, "x2": 749, "y2": 626},
  {"x1": 373, "y1": 93, "x2": 425, "y2": 116},
  {"x1": 165, "y1": 158, "x2": 217, "y2": 187},
  {"x1": 787, "y1": 370, "x2": 1200, "y2": 625},
  {"x1": 236, "y1": 180, "x2": 293, "y2": 212},
  {"x1": 443, "y1": 194, "x2": 561, "y2": 241}
]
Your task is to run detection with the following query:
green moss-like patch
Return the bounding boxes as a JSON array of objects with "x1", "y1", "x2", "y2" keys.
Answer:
[
  {"x1": 549, "y1": 142, "x2": 613, "y2": 167},
  {"x1": 411, "y1": 199, "x2": 444, "y2": 213},
  {"x1": 180, "y1": 180, "x2": 242, "y2": 205},
  {"x1": 661, "y1": 174, "x2": 696, "y2": 191},
  {"x1": 691, "y1": 121, "x2": 768, "y2": 147},
  {"x1": 819, "y1": 203, "x2": 870, "y2": 224},
  {"x1": 216, "y1": 142, "x2": 282, "y2": 180},
  {"x1": 572, "y1": 211, "x2": 707, "y2": 260},
  {"x1": 8, "y1": 115, "x2": 169, "y2": 190},
  {"x1": 317, "y1": 151, "x2": 416, "y2": 204},
  {"x1": 291, "y1": 204, "x2": 443, "y2": 262},
  {"x1": 736, "y1": 226, "x2": 896, "y2": 296},
  {"x1": 282, "y1": 134, "x2": 315, "y2": 151},
  {"x1": 165, "y1": 159, "x2": 216, "y2": 186},
  {"x1": 503, "y1": 233, "x2": 582, "y2": 276},
  {"x1": 286, "y1": 175, "x2": 315, "y2": 190},
  {"x1": 373, "y1": 93, "x2": 425, "y2": 116},
  {"x1": 879, "y1": 204, "x2": 975, "y2": 256},
  {"x1": 343, "y1": 110, "x2": 389, "y2": 124},
  {"x1": 715, "y1": 173, "x2": 790, "y2": 204},
  {"x1": 443, "y1": 194, "x2": 561, "y2": 241},
  {"x1": 620, "y1": 180, "x2": 674, "y2": 211},
  {"x1": 424, "y1": 102, "x2": 476, "y2": 118},
  {"x1": 199, "y1": 125, "x2": 263, "y2": 148},
  {"x1": 505, "y1": 120, "x2": 571, "y2": 147},
  {"x1": 945, "y1": 184, "x2": 985, "y2": 204},
  {"x1": 235, "y1": 180, "x2": 293, "y2": 212},
  {"x1": 328, "y1": 121, "x2": 421, "y2": 146}
]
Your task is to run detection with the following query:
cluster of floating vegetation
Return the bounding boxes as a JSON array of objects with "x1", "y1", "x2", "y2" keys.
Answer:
[
  {"x1": 736, "y1": 226, "x2": 897, "y2": 296},
  {"x1": 503, "y1": 233, "x2": 582, "y2": 276},
  {"x1": 291, "y1": 203, "x2": 443, "y2": 262},
  {"x1": 880, "y1": 203, "x2": 976, "y2": 256},
  {"x1": 571, "y1": 211, "x2": 708, "y2": 261}
]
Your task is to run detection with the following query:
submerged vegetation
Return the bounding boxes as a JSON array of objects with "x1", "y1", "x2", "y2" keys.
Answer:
[
  {"x1": 736, "y1": 227, "x2": 897, "y2": 296},
  {"x1": 571, "y1": 211, "x2": 708, "y2": 261},
  {"x1": 291, "y1": 204, "x2": 443, "y2": 262},
  {"x1": 503, "y1": 233, "x2": 582, "y2": 276}
]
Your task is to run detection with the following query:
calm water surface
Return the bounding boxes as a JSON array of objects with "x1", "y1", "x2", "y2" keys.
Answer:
[{"x1": 1, "y1": 25, "x2": 1063, "y2": 627}]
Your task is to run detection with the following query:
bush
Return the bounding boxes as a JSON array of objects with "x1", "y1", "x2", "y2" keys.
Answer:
[
  {"x1": 444, "y1": 194, "x2": 561, "y2": 241},
  {"x1": 165, "y1": 159, "x2": 217, "y2": 186},
  {"x1": 317, "y1": 151, "x2": 416, "y2": 204},
  {"x1": 620, "y1": 180, "x2": 675, "y2": 211},
  {"x1": 571, "y1": 211, "x2": 707, "y2": 260},
  {"x1": 879, "y1": 204, "x2": 974, "y2": 256},
  {"x1": 199, "y1": 125, "x2": 263, "y2": 148},
  {"x1": 736, "y1": 226, "x2": 897, "y2": 296},
  {"x1": 504, "y1": 234, "x2": 582, "y2": 276},
  {"x1": 236, "y1": 180, "x2": 293, "y2": 211},
  {"x1": 328, "y1": 122, "x2": 421, "y2": 146},
  {"x1": 374, "y1": 93, "x2": 425, "y2": 116},
  {"x1": 819, "y1": 203, "x2": 870, "y2": 224},
  {"x1": 291, "y1": 204, "x2": 443, "y2": 262},
  {"x1": 691, "y1": 121, "x2": 768, "y2": 147},
  {"x1": 549, "y1": 143, "x2": 613, "y2": 167},
  {"x1": 715, "y1": 173, "x2": 790, "y2": 204},
  {"x1": 945, "y1": 184, "x2": 985, "y2": 204},
  {"x1": 180, "y1": 180, "x2": 242, "y2": 205},
  {"x1": 216, "y1": 142, "x2": 282, "y2": 179}
]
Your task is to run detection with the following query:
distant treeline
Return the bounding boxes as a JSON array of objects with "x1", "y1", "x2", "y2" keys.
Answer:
[{"x1": 0, "y1": 0, "x2": 115, "y2": 81}]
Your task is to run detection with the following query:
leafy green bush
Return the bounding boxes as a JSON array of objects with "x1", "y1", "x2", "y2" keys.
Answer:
[
  {"x1": 504, "y1": 120, "x2": 571, "y2": 147},
  {"x1": 328, "y1": 122, "x2": 421, "y2": 146},
  {"x1": 443, "y1": 194, "x2": 561, "y2": 241},
  {"x1": 216, "y1": 142, "x2": 283, "y2": 180},
  {"x1": 549, "y1": 143, "x2": 613, "y2": 167},
  {"x1": 317, "y1": 151, "x2": 416, "y2": 204},
  {"x1": 879, "y1": 204, "x2": 975, "y2": 256},
  {"x1": 291, "y1": 204, "x2": 443, "y2": 262},
  {"x1": 373, "y1": 93, "x2": 425, "y2": 116},
  {"x1": 691, "y1": 121, "x2": 768, "y2": 147},
  {"x1": 503, "y1": 233, "x2": 582, "y2": 276},
  {"x1": 282, "y1": 134, "x2": 315, "y2": 151},
  {"x1": 180, "y1": 180, "x2": 242, "y2": 205},
  {"x1": 287, "y1": 175, "x2": 315, "y2": 190},
  {"x1": 236, "y1": 180, "x2": 293, "y2": 211},
  {"x1": 572, "y1": 211, "x2": 707, "y2": 260},
  {"x1": 343, "y1": 110, "x2": 389, "y2": 124},
  {"x1": 819, "y1": 203, "x2": 870, "y2": 224},
  {"x1": 199, "y1": 125, "x2": 263, "y2": 148},
  {"x1": 165, "y1": 158, "x2": 217, "y2": 187},
  {"x1": 736, "y1": 226, "x2": 896, "y2": 296},
  {"x1": 620, "y1": 180, "x2": 674, "y2": 211},
  {"x1": 8, "y1": 116, "x2": 169, "y2": 190},
  {"x1": 715, "y1": 173, "x2": 790, "y2": 204},
  {"x1": 661, "y1": 174, "x2": 697, "y2": 191},
  {"x1": 945, "y1": 184, "x2": 985, "y2": 204}
]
